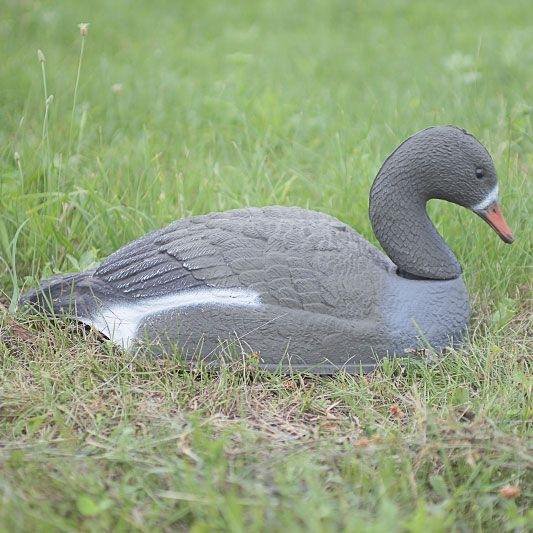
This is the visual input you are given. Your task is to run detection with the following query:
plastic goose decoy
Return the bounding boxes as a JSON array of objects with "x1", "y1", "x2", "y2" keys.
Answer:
[{"x1": 21, "y1": 126, "x2": 514, "y2": 373}]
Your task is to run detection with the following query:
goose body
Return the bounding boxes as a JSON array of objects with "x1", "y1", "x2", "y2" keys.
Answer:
[{"x1": 21, "y1": 126, "x2": 514, "y2": 373}]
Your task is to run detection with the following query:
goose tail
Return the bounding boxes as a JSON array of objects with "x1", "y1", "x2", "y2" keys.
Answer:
[{"x1": 19, "y1": 270, "x2": 99, "y2": 318}]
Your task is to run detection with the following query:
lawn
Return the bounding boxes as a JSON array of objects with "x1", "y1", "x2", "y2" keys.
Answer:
[{"x1": 0, "y1": 0, "x2": 531, "y2": 530}]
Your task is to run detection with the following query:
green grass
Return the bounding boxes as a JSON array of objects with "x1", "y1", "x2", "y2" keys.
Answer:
[{"x1": 0, "y1": 0, "x2": 531, "y2": 530}]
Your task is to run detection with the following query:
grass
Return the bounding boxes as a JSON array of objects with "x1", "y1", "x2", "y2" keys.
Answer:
[{"x1": 0, "y1": 0, "x2": 531, "y2": 530}]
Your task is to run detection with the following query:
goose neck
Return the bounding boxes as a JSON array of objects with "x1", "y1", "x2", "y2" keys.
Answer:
[{"x1": 369, "y1": 168, "x2": 461, "y2": 280}]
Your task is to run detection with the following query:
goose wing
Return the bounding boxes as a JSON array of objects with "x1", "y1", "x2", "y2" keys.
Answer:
[{"x1": 93, "y1": 206, "x2": 391, "y2": 319}]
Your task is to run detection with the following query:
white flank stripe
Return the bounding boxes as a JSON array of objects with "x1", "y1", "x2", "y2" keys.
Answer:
[
  {"x1": 79, "y1": 288, "x2": 261, "y2": 349},
  {"x1": 472, "y1": 184, "x2": 499, "y2": 211}
]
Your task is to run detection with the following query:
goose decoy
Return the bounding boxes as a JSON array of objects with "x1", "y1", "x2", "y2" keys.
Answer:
[{"x1": 20, "y1": 126, "x2": 514, "y2": 373}]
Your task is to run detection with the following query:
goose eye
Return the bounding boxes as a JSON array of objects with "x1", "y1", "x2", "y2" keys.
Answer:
[{"x1": 475, "y1": 168, "x2": 484, "y2": 179}]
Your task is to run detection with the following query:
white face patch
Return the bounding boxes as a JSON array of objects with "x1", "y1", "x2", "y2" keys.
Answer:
[
  {"x1": 471, "y1": 184, "x2": 499, "y2": 211},
  {"x1": 79, "y1": 288, "x2": 261, "y2": 349}
]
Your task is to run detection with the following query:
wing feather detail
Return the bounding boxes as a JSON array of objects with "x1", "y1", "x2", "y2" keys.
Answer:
[{"x1": 92, "y1": 206, "x2": 392, "y2": 319}]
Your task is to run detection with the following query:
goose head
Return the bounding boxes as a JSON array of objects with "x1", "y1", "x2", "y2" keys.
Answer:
[
  {"x1": 370, "y1": 126, "x2": 514, "y2": 280},
  {"x1": 414, "y1": 125, "x2": 513, "y2": 243}
]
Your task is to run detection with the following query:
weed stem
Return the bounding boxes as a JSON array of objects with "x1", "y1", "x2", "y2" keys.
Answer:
[{"x1": 68, "y1": 27, "x2": 88, "y2": 156}]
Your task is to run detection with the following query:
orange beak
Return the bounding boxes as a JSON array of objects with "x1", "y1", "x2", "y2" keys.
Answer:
[{"x1": 475, "y1": 201, "x2": 514, "y2": 244}]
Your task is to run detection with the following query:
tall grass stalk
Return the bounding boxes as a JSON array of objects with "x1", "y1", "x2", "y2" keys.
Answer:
[
  {"x1": 37, "y1": 49, "x2": 48, "y2": 137},
  {"x1": 37, "y1": 49, "x2": 52, "y2": 186},
  {"x1": 68, "y1": 23, "x2": 89, "y2": 156}
]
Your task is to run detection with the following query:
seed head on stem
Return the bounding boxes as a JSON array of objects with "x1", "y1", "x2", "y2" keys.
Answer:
[
  {"x1": 111, "y1": 83, "x2": 123, "y2": 94},
  {"x1": 78, "y1": 23, "x2": 89, "y2": 36},
  {"x1": 14, "y1": 152, "x2": 24, "y2": 188}
]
